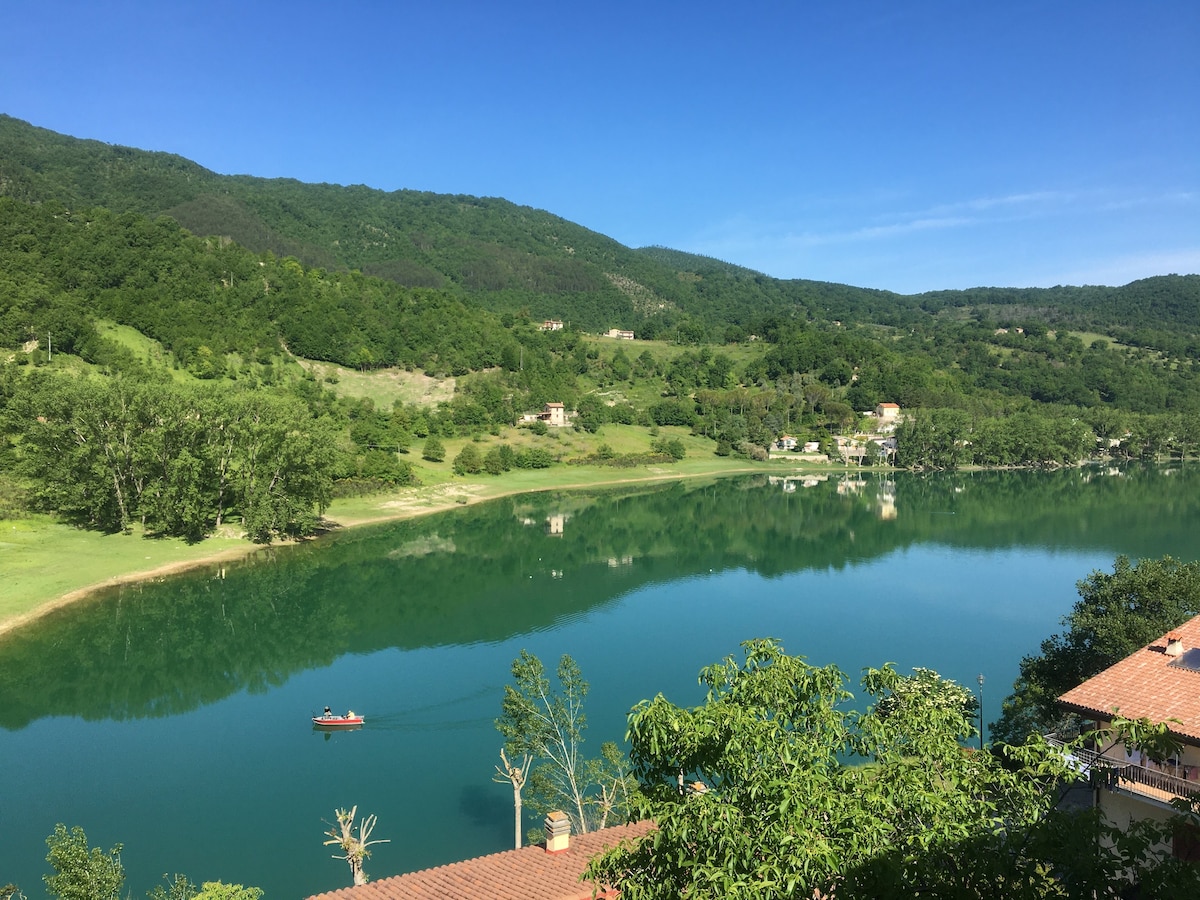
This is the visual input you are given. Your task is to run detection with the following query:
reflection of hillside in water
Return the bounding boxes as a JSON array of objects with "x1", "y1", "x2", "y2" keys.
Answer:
[{"x1": 0, "y1": 465, "x2": 1196, "y2": 728}]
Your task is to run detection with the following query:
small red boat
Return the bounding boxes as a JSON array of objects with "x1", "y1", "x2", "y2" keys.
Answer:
[{"x1": 313, "y1": 710, "x2": 364, "y2": 727}]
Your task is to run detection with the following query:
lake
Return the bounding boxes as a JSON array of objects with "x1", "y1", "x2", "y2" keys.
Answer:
[{"x1": 4, "y1": 465, "x2": 1200, "y2": 899}]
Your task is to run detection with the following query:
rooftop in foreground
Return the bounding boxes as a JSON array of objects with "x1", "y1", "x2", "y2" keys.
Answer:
[
  {"x1": 1057, "y1": 613, "x2": 1200, "y2": 744},
  {"x1": 306, "y1": 820, "x2": 654, "y2": 900}
]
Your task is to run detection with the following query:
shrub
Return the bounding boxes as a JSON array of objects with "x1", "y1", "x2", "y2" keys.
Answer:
[
  {"x1": 737, "y1": 442, "x2": 769, "y2": 461},
  {"x1": 649, "y1": 399, "x2": 696, "y2": 427},
  {"x1": 359, "y1": 450, "x2": 415, "y2": 484},
  {"x1": 422, "y1": 435, "x2": 446, "y2": 462},
  {"x1": 651, "y1": 438, "x2": 686, "y2": 460},
  {"x1": 609, "y1": 404, "x2": 636, "y2": 425},
  {"x1": 453, "y1": 444, "x2": 483, "y2": 475},
  {"x1": 483, "y1": 446, "x2": 508, "y2": 475},
  {"x1": 515, "y1": 447, "x2": 555, "y2": 469}
]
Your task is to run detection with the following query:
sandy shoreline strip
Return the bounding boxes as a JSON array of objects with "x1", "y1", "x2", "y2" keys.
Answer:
[
  {"x1": 0, "y1": 489, "x2": 483, "y2": 639},
  {"x1": 0, "y1": 466, "x2": 767, "y2": 638},
  {"x1": 0, "y1": 544, "x2": 274, "y2": 638}
]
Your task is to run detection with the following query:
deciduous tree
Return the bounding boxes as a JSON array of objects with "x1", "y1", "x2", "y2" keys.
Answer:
[
  {"x1": 191, "y1": 882, "x2": 263, "y2": 900},
  {"x1": 452, "y1": 443, "x2": 482, "y2": 475},
  {"x1": 43, "y1": 825, "x2": 124, "y2": 900},
  {"x1": 496, "y1": 651, "x2": 632, "y2": 836},
  {"x1": 586, "y1": 640, "x2": 1200, "y2": 899},
  {"x1": 421, "y1": 434, "x2": 445, "y2": 462}
]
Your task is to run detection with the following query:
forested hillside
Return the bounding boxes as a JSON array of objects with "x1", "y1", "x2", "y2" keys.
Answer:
[
  {"x1": 2, "y1": 113, "x2": 1200, "y2": 543},
  {"x1": 0, "y1": 198, "x2": 517, "y2": 375},
  {"x1": 4, "y1": 114, "x2": 1198, "y2": 343}
]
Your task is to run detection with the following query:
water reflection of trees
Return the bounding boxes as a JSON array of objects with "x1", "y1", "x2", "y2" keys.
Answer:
[{"x1": 1, "y1": 465, "x2": 1196, "y2": 728}]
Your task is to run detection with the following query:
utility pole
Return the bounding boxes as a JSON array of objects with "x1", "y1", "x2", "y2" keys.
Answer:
[{"x1": 976, "y1": 673, "x2": 985, "y2": 751}]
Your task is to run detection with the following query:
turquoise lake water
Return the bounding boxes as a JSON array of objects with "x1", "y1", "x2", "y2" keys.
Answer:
[{"x1": 3, "y1": 465, "x2": 1200, "y2": 899}]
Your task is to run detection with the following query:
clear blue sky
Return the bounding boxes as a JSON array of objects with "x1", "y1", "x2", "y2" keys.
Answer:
[{"x1": 3, "y1": 0, "x2": 1197, "y2": 294}]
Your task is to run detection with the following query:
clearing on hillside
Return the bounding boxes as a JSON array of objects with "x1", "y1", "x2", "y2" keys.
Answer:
[{"x1": 299, "y1": 360, "x2": 457, "y2": 408}]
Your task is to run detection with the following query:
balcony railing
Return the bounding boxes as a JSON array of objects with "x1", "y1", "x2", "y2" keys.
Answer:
[
  {"x1": 1045, "y1": 736, "x2": 1198, "y2": 802},
  {"x1": 1114, "y1": 760, "x2": 1197, "y2": 800}
]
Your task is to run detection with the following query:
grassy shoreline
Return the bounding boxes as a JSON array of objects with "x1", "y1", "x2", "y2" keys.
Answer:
[{"x1": 0, "y1": 455, "x2": 814, "y2": 638}]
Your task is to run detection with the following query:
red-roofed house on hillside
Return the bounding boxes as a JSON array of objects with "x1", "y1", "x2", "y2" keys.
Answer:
[
  {"x1": 1056, "y1": 613, "x2": 1200, "y2": 860},
  {"x1": 306, "y1": 818, "x2": 654, "y2": 900}
]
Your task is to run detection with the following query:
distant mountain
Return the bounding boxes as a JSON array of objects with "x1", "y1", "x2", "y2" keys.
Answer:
[
  {"x1": 0, "y1": 114, "x2": 711, "y2": 333},
  {"x1": 1, "y1": 114, "x2": 1198, "y2": 341}
]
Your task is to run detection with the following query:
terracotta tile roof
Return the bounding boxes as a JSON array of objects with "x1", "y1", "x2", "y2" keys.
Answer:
[
  {"x1": 1057, "y1": 613, "x2": 1200, "y2": 744},
  {"x1": 306, "y1": 820, "x2": 654, "y2": 900}
]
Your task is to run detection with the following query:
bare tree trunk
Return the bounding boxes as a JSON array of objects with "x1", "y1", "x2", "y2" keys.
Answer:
[
  {"x1": 324, "y1": 806, "x2": 389, "y2": 886},
  {"x1": 494, "y1": 749, "x2": 531, "y2": 849},
  {"x1": 512, "y1": 778, "x2": 523, "y2": 848}
]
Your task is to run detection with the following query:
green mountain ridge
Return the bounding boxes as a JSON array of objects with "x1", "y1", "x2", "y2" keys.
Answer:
[
  {"x1": 0, "y1": 114, "x2": 682, "y2": 332},
  {"x1": 5, "y1": 113, "x2": 1196, "y2": 341}
]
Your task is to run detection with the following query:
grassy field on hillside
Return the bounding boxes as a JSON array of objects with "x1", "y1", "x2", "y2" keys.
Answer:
[
  {"x1": 400, "y1": 423, "x2": 716, "y2": 487},
  {"x1": 300, "y1": 360, "x2": 458, "y2": 407},
  {"x1": 0, "y1": 517, "x2": 252, "y2": 634},
  {"x1": 92, "y1": 322, "x2": 457, "y2": 406},
  {"x1": 0, "y1": 442, "x2": 813, "y2": 637}
]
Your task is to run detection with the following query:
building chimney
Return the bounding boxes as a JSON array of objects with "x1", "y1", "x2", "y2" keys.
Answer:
[
  {"x1": 544, "y1": 811, "x2": 570, "y2": 853},
  {"x1": 1165, "y1": 636, "x2": 1184, "y2": 657}
]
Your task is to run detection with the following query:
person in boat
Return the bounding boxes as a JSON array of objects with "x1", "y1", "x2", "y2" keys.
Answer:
[
  {"x1": 345, "y1": 709, "x2": 355, "y2": 718},
  {"x1": 323, "y1": 706, "x2": 334, "y2": 719}
]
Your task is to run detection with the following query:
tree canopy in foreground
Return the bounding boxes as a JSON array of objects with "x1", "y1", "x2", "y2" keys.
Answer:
[{"x1": 586, "y1": 639, "x2": 1200, "y2": 899}]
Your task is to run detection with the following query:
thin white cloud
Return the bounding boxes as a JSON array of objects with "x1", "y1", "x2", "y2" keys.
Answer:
[
  {"x1": 842, "y1": 216, "x2": 976, "y2": 242},
  {"x1": 1096, "y1": 190, "x2": 1199, "y2": 212},
  {"x1": 923, "y1": 190, "x2": 1071, "y2": 216},
  {"x1": 854, "y1": 190, "x2": 1081, "y2": 241},
  {"x1": 689, "y1": 190, "x2": 1071, "y2": 253},
  {"x1": 1046, "y1": 248, "x2": 1200, "y2": 287},
  {"x1": 696, "y1": 185, "x2": 1196, "y2": 253},
  {"x1": 674, "y1": 183, "x2": 1199, "y2": 291}
]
